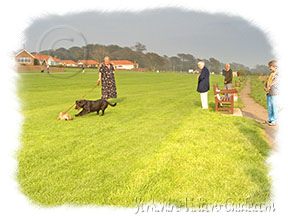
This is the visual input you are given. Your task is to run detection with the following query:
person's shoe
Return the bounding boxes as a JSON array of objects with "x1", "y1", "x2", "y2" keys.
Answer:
[{"x1": 268, "y1": 122, "x2": 276, "y2": 126}]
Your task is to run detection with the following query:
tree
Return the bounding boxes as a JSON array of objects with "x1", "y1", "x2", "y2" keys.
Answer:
[
  {"x1": 34, "y1": 58, "x2": 40, "y2": 65},
  {"x1": 177, "y1": 53, "x2": 186, "y2": 71},
  {"x1": 146, "y1": 52, "x2": 165, "y2": 71},
  {"x1": 169, "y1": 56, "x2": 182, "y2": 71},
  {"x1": 230, "y1": 62, "x2": 250, "y2": 71},
  {"x1": 161, "y1": 55, "x2": 172, "y2": 71},
  {"x1": 184, "y1": 54, "x2": 197, "y2": 70},
  {"x1": 251, "y1": 64, "x2": 270, "y2": 74},
  {"x1": 209, "y1": 57, "x2": 221, "y2": 74},
  {"x1": 37, "y1": 43, "x2": 253, "y2": 73},
  {"x1": 131, "y1": 42, "x2": 146, "y2": 53},
  {"x1": 68, "y1": 46, "x2": 87, "y2": 62}
]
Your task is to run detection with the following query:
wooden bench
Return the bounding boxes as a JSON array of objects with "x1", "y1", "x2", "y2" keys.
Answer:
[{"x1": 213, "y1": 84, "x2": 238, "y2": 114}]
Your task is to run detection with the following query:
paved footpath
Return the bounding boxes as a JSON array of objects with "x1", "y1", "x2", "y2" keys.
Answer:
[{"x1": 239, "y1": 78, "x2": 278, "y2": 148}]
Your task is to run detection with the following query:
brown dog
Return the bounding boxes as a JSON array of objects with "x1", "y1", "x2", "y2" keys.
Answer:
[{"x1": 57, "y1": 112, "x2": 72, "y2": 120}]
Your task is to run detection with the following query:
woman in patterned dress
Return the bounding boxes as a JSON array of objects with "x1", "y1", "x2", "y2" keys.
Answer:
[{"x1": 97, "y1": 56, "x2": 117, "y2": 100}]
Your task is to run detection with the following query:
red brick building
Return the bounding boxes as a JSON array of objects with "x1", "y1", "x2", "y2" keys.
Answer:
[
  {"x1": 15, "y1": 49, "x2": 62, "y2": 66},
  {"x1": 15, "y1": 49, "x2": 35, "y2": 66}
]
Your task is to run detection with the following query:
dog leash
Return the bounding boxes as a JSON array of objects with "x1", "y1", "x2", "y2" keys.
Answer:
[{"x1": 64, "y1": 81, "x2": 100, "y2": 113}]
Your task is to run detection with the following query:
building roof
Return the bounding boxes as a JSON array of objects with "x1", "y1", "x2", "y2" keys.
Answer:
[
  {"x1": 32, "y1": 54, "x2": 61, "y2": 62},
  {"x1": 52, "y1": 57, "x2": 61, "y2": 62},
  {"x1": 61, "y1": 60, "x2": 77, "y2": 65},
  {"x1": 15, "y1": 49, "x2": 35, "y2": 58},
  {"x1": 33, "y1": 54, "x2": 51, "y2": 61},
  {"x1": 77, "y1": 60, "x2": 99, "y2": 65},
  {"x1": 110, "y1": 60, "x2": 135, "y2": 65},
  {"x1": 16, "y1": 50, "x2": 137, "y2": 67}
]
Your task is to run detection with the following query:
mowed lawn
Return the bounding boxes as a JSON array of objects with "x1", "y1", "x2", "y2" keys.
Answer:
[{"x1": 17, "y1": 71, "x2": 271, "y2": 207}]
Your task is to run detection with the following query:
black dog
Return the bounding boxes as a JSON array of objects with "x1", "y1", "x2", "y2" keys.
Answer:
[{"x1": 75, "y1": 99, "x2": 117, "y2": 116}]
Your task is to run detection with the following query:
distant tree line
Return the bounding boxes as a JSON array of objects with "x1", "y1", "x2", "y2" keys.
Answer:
[{"x1": 38, "y1": 42, "x2": 270, "y2": 74}]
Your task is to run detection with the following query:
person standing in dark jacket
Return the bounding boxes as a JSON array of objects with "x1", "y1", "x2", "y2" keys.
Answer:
[
  {"x1": 224, "y1": 63, "x2": 233, "y2": 97},
  {"x1": 197, "y1": 61, "x2": 210, "y2": 109}
]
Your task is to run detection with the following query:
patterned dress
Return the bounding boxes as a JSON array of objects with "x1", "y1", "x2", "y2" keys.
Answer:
[{"x1": 99, "y1": 63, "x2": 117, "y2": 99}]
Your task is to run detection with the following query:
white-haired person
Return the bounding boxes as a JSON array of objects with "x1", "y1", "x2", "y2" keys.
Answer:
[
  {"x1": 98, "y1": 56, "x2": 117, "y2": 100},
  {"x1": 263, "y1": 60, "x2": 279, "y2": 126},
  {"x1": 197, "y1": 61, "x2": 210, "y2": 109}
]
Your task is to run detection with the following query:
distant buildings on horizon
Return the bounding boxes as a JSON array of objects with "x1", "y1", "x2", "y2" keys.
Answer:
[{"x1": 15, "y1": 49, "x2": 139, "y2": 70}]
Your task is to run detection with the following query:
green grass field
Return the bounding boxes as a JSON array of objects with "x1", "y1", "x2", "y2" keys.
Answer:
[
  {"x1": 250, "y1": 75, "x2": 267, "y2": 108},
  {"x1": 17, "y1": 71, "x2": 271, "y2": 207}
]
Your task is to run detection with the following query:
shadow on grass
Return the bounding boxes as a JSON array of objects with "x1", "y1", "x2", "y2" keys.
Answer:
[
  {"x1": 193, "y1": 100, "x2": 201, "y2": 108},
  {"x1": 234, "y1": 121, "x2": 271, "y2": 203},
  {"x1": 209, "y1": 102, "x2": 216, "y2": 111},
  {"x1": 244, "y1": 168, "x2": 271, "y2": 203},
  {"x1": 192, "y1": 100, "x2": 215, "y2": 110},
  {"x1": 109, "y1": 97, "x2": 126, "y2": 104},
  {"x1": 234, "y1": 121, "x2": 270, "y2": 157}
]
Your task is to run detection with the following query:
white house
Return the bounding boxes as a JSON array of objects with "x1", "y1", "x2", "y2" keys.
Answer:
[
  {"x1": 61, "y1": 60, "x2": 77, "y2": 67},
  {"x1": 33, "y1": 54, "x2": 61, "y2": 66},
  {"x1": 77, "y1": 60, "x2": 99, "y2": 68},
  {"x1": 110, "y1": 60, "x2": 138, "y2": 70}
]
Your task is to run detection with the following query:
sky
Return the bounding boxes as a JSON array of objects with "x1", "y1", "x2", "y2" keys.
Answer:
[{"x1": 24, "y1": 8, "x2": 274, "y2": 68}]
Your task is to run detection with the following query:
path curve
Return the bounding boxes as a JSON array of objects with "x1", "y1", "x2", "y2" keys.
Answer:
[{"x1": 239, "y1": 78, "x2": 277, "y2": 148}]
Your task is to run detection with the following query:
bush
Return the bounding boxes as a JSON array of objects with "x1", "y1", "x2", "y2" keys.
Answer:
[{"x1": 34, "y1": 59, "x2": 40, "y2": 65}]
